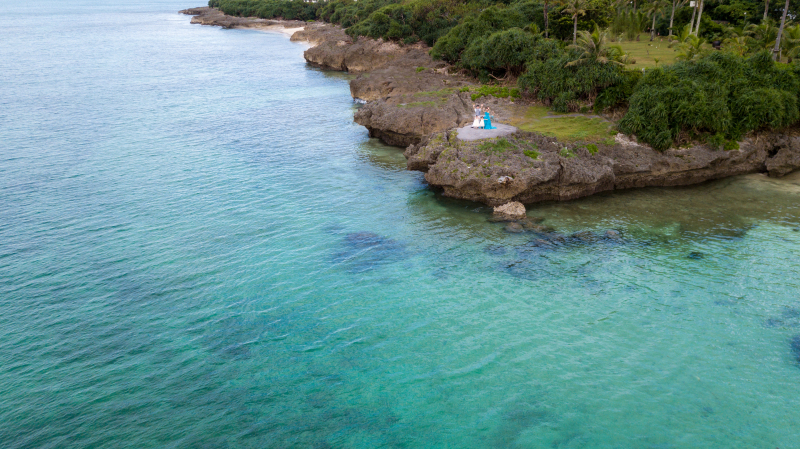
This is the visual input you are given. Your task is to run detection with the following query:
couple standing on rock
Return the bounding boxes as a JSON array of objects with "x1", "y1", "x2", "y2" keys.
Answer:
[{"x1": 471, "y1": 104, "x2": 496, "y2": 130}]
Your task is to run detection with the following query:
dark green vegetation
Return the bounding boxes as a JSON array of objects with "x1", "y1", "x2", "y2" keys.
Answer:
[
  {"x1": 620, "y1": 51, "x2": 800, "y2": 150},
  {"x1": 210, "y1": 0, "x2": 800, "y2": 150}
]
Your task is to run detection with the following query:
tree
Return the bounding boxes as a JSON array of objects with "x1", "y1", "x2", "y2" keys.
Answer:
[
  {"x1": 644, "y1": 0, "x2": 670, "y2": 41},
  {"x1": 764, "y1": 0, "x2": 770, "y2": 20},
  {"x1": 675, "y1": 33, "x2": 708, "y2": 59},
  {"x1": 544, "y1": 0, "x2": 550, "y2": 38},
  {"x1": 561, "y1": 0, "x2": 589, "y2": 44},
  {"x1": 746, "y1": 19, "x2": 778, "y2": 51},
  {"x1": 566, "y1": 25, "x2": 627, "y2": 66},
  {"x1": 693, "y1": 0, "x2": 704, "y2": 35},
  {"x1": 669, "y1": 23, "x2": 693, "y2": 45},
  {"x1": 688, "y1": 0, "x2": 698, "y2": 33},
  {"x1": 668, "y1": 0, "x2": 686, "y2": 37},
  {"x1": 773, "y1": 0, "x2": 790, "y2": 60},
  {"x1": 782, "y1": 24, "x2": 800, "y2": 61}
]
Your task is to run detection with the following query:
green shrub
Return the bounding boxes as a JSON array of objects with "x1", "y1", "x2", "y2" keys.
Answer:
[
  {"x1": 416, "y1": 66, "x2": 426, "y2": 72},
  {"x1": 460, "y1": 86, "x2": 470, "y2": 92},
  {"x1": 470, "y1": 85, "x2": 521, "y2": 101},
  {"x1": 585, "y1": 143, "x2": 599, "y2": 155},
  {"x1": 618, "y1": 51, "x2": 800, "y2": 151},
  {"x1": 559, "y1": 147, "x2": 576, "y2": 158},
  {"x1": 430, "y1": 2, "x2": 544, "y2": 65},
  {"x1": 461, "y1": 28, "x2": 558, "y2": 78},
  {"x1": 723, "y1": 140, "x2": 740, "y2": 151},
  {"x1": 594, "y1": 70, "x2": 642, "y2": 112},
  {"x1": 345, "y1": 0, "x2": 461, "y2": 45},
  {"x1": 518, "y1": 50, "x2": 627, "y2": 112}
]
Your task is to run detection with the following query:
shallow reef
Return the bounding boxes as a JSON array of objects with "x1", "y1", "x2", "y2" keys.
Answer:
[{"x1": 333, "y1": 232, "x2": 408, "y2": 273}]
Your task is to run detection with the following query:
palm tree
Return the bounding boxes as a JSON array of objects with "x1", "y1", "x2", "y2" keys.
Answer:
[
  {"x1": 544, "y1": 0, "x2": 550, "y2": 38},
  {"x1": 745, "y1": 20, "x2": 778, "y2": 52},
  {"x1": 676, "y1": 34, "x2": 708, "y2": 60},
  {"x1": 693, "y1": 0, "x2": 705, "y2": 36},
  {"x1": 668, "y1": 0, "x2": 687, "y2": 37},
  {"x1": 566, "y1": 25, "x2": 628, "y2": 66},
  {"x1": 688, "y1": 0, "x2": 698, "y2": 33},
  {"x1": 669, "y1": 23, "x2": 692, "y2": 46},
  {"x1": 782, "y1": 24, "x2": 800, "y2": 62},
  {"x1": 644, "y1": 0, "x2": 670, "y2": 41},
  {"x1": 722, "y1": 27, "x2": 748, "y2": 55},
  {"x1": 773, "y1": 0, "x2": 790, "y2": 60},
  {"x1": 561, "y1": 0, "x2": 589, "y2": 44}
]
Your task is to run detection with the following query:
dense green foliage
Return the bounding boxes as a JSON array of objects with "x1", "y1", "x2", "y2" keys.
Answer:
[
  {"x1": 619, "y1": 51, "x2": 800, "y2": 150},
  {"x1": 430, "y1": 2, "x2": 544, "y2": 63},
  {"x1": 208, "y1": 0, "x2": 318, "y2": 20},
  {"x1": 518, "y1": 48, "x2": 626, "y2": 112}
]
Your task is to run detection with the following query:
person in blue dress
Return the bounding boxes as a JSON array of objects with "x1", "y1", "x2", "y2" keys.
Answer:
[{"x1": 483, "y1": 107, "x2": 496, "y2": 130}]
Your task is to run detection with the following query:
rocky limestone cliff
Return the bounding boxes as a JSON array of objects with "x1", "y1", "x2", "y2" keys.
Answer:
[
  {"x1": 180, "y1": 7, "x2": 306, "y2": 29},
  {"x1": 405, "y1": 130, "x2": 800, "y2": 206}
]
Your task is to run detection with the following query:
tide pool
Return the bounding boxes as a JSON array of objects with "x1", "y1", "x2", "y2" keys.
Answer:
[{"x1": 1, "y1": 1, "x2": 799, "y2": 448}]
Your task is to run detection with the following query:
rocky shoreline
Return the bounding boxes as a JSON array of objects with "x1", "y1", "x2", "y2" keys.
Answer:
[{"x1": 181, "y1": 7, "x2": 800, "y2": 209}]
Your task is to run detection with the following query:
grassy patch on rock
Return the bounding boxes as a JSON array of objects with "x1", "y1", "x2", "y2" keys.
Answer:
[
  {"x1": 509, "y1": 106, "x2": 615, "y2": 142},
  {"x1": 478, "y1": 138, "x2": 514, "y2": 154}
]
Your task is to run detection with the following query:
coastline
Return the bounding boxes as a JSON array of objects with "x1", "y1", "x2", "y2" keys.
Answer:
[{"x1": 181, "y1": 7, "x2": 800, "y2": 210}]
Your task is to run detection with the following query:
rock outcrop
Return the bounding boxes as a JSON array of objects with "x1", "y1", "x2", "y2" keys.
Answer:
[
  {"x1": 180, "y1": 7, "x2": 306, "y2": 29},
  {"x1": 493, "y1": 202, "x2": 527, "y2": 220},
  {"x1": 404, "y1": 130, "x2": 800, "y2": 206}
]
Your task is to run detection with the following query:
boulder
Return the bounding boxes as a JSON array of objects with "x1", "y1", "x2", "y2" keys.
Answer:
[
  {"x1": 494, "y1": 202, "x2": 526, "y2": 220},
  {"x1": 766, "y1": 144, "x2": 800, "y2": 177}
]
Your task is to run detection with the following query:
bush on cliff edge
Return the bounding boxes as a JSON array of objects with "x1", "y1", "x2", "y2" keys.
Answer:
[{"x1": 619, "y1": 51, "x2": 800, "y2": 151}]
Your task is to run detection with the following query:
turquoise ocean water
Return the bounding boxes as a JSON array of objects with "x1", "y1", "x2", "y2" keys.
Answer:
[{"x1": 2, "y1": 1, "x2": 800, "y2": 447}]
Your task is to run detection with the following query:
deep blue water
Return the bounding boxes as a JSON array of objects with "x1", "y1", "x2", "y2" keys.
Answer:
[{"x1": 2, "y1": 1, "x2": 800, "y2": 448}]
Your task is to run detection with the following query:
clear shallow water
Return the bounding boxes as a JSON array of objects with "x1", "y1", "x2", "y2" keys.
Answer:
[{"x1": 2, "y1": 1, "x2": 800, "y2": 448}]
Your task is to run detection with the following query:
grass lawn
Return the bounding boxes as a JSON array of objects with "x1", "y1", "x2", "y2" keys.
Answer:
[
  {"x1": 616, "y1": 34, "x2": 679, "y2": 68},
  {"x1": 508, "y1": 105, "x2": 617, "y2": 142}
]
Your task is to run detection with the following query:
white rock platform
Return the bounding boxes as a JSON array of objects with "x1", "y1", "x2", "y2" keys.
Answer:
[{"x1": 455, "y1": 124, "x2": 518, "y2": 141}]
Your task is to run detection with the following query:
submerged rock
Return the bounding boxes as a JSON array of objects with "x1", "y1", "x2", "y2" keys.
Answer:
[
  {"x1": 604, "y1": 230, "x2": 622, "y2": 241},
  {"x1": 505, "y1": 222, "x2": 524, "y2": 233},
  {"x1": 688, "y1": 251, "x2": 705, "y2": 260},
  {"x1": 791, "y1": 335, "x2": 800, "y2": 362},
  {"x1": 518, "y1": 217, "x2": 545, "y2": 227},
  {"x1": 570, "y1": 231, "x2": 598, "y2": 244},
  {"x1": 484, "y1": 244, "x2": 508, "y2": 256},
  {"x1": 494, "y1": 201, "x2": 527, "y2": 221},
  {"x1": 334, "y1": 232, "x2": 408, "y2": 272}
]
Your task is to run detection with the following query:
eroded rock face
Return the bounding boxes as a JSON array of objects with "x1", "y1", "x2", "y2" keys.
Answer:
[
  {"x1": 304, "y1": 36, "x2": 416, "y2": 73},
  {"x1": 355, "y1": 92, "x2": 474, "y2": 147},
  {"x1": 405, "y1": 131, "x2": 800, "y2": 206},
  {"x1": 181, "y1": 7, "x2": 306, "y2": 29}
]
